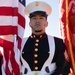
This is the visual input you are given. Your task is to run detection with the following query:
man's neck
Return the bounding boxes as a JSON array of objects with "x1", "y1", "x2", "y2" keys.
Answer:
[{"x1": 32, "y1": 31, "x2": 45, "y2": 36}]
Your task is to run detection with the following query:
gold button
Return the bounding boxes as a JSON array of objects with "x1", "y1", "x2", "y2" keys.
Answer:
[
  {"x1": 35, "y1": 67, "x2": 38, "y2": 70},
  {"x1": 30, "y1": 36, "x2": 33, "y2": 38},
  {"x1": 34, "y1": 60, "x2": 38, "y2": 64},
  {"x1": 22, "y1": 51, "x2": 24, "y2": 54},
  {"x1": 40, "y1": 35, "x2": 42, "y2": 38},
  {"x1": 36, "y1": 39, "x2": 39, "y2": 42},
  {"x1": 68, "y1": 73, "x2": 73, "y2": 75},
  {"x1": 34, "y1": 73, "x2": 38, "y2": 75},
  {"x1": 34, "y1": 35, "x2": 36, "y2": 38},
  {"x1": 34, "y1": 54, "x2": 38, "y2": 57},
  {"x1": 35, "y1": 43, "x2": 38, "y2": 46},
  {"x1": 35, "y1": 48, "x2": 38, "y2": 51}
]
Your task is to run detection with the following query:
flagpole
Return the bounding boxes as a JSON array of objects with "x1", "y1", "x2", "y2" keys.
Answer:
[{"x1": 66, "y1": 0, "x2": 75, "y2": 73}]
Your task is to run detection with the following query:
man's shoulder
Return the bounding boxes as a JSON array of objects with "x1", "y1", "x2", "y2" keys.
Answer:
[
  {"x1": 22, "y1": 36, "x2": 29, "y2": 40},
  {"x1": 22, "y1": 37, "x2": 29, "y2": 44},
  {"x1": 47, "y1": 34, "x2": 64, "y2": 45},
  {"x1": 47, "y1": 34, "x2": 63, "y2": 40}
]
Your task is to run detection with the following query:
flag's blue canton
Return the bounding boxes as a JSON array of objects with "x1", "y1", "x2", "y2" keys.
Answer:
[{"x1": 19, "y1": 0, "x2": 25, "y2": 6}]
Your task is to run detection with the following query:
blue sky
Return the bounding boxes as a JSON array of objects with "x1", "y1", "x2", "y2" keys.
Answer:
[{"x1": 24, "y1": 0, "x2": 61, "y2": 38}]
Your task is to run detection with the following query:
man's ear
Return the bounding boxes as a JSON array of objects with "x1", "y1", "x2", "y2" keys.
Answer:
[{"x1": 45, "y1": 21, "x2": 48, "y2": 27}]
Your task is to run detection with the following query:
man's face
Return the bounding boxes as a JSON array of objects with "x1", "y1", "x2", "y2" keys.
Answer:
[{"x1": 29, "y1": 14, "x2": 48, "y2": 33}]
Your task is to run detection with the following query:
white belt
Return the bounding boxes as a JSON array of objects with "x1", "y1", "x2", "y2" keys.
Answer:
[
  {"x1": 21, "y1": 63, "x2": 56, "y2": 75},
  {"x1": 21, "y1": 71, "x2": 55, "y2": 75}
]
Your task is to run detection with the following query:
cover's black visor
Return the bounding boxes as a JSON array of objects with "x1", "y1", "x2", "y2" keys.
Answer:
[{"x1": 29, "y1": 11, "x2": 48, "y2": 18}]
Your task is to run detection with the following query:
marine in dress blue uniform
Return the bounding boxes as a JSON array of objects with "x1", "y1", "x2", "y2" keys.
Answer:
[{"x1": 20, "y1": 1, "x2": 70, "y2": 75}]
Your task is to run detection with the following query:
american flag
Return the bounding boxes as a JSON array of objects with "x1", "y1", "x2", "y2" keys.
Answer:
[{"x1": 0, "y1": 0, "x2": 26, "y2": 75}]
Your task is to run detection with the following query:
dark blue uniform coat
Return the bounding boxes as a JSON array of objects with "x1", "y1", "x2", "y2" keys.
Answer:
[{"x1": 21, "y1": 33, "x2": 70, "y2": 75}]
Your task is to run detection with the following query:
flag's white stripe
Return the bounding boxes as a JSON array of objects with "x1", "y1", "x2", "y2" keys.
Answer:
[
  {"x1": 0, "y1": 16, "x2": 18, "y2": 26},
  {"x1": 0, "y1": 35, "x2": 14, "y2": 42},
  {"x1": 18, "y1": 2, "x2": 25, "y2": 17},
  {"x1": 0, "y1": 46, "x2": 3, "y2": 55},
  {"x1": 0, "y1": 0, "x2": 18, "y2": 7},
  {"x1": 14, "y1": 36, "x2": 21, "y2": 65},
  {"x1": 18, "y1": 24, "x2": 25, "y2": 38},
  {"x1": 2, "y1": 52, "x2": 6, "y2": 75},
  {"x1": 8, "y1": 51, "x2": 12, "y2": 73}
]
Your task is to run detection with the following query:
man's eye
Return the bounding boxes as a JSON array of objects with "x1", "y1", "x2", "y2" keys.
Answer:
[
  {"x1": 32, "y1": 17, "x2": 36, "y2": 19},
  {"x1": 40, "y1": 17, "x2": 43, "y2": 19}
]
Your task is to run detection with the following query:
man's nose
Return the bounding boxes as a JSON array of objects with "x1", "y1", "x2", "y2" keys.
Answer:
[{"x1": 36, "y1": 18, "x2": 40, "y2": 22}]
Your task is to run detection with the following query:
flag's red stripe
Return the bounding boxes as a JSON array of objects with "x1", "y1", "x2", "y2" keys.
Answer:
[
  {"x1": 0, "y1": 38, "x2": 14, "y2": 50},
  {"x1": 6, "y1": 64, "x2": 12, "y2": 75},
  {"x1": 17, "y1": 36, "x2": 22, "y2": 50},
  {"x1": 0, "y1": 26, "x2": 17, "y2": 35},
  {"x1": 0, "y1": 7, "x2": 18, "y2": 16},
  {"x1": 18, "y1": 13, "x2": 25, "y2": 28},
  {"x1": 10, "y1": 50, "x2": 20, "y2": 75}
]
